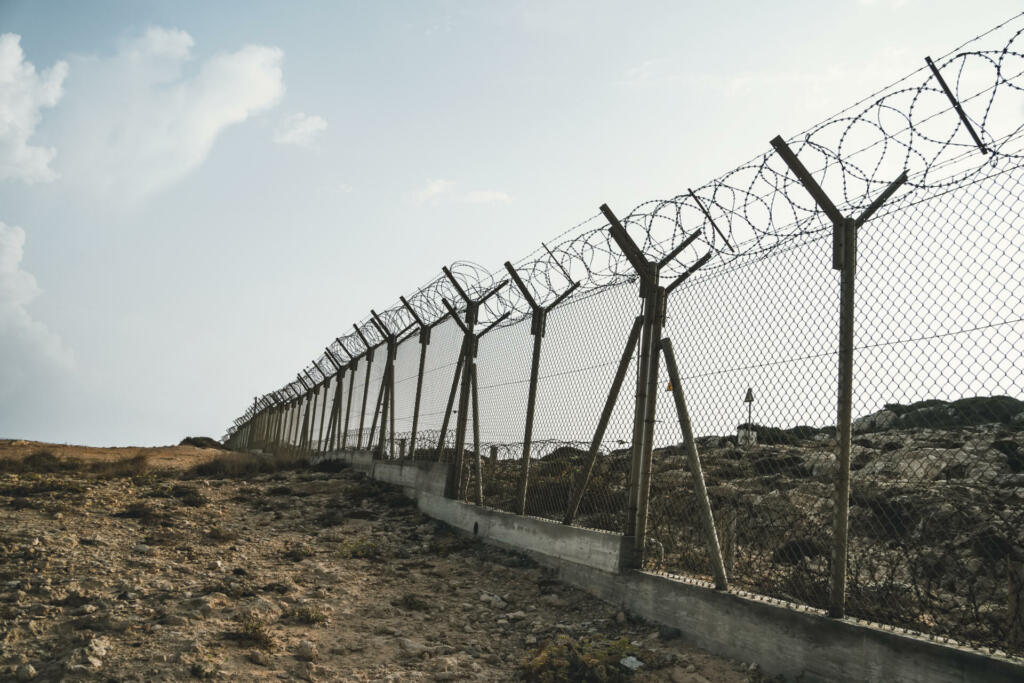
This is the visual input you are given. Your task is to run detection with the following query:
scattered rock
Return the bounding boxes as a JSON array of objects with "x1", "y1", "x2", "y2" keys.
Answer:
[
  {"x1": 15, "y1": 664, "x2": 37, "y2": 681},
  {"x1": 398, "y1": 638, "x2": 427, "y2": 657},
  {"x1": 296, "y1": 639, "x2": 318, "y2": 661},
  {"x1": 620, "y1": 655, "x2": 644, "y2": 671},
  {"x1": 658, "y1": 625, "x2": 683, "y2": 640}
]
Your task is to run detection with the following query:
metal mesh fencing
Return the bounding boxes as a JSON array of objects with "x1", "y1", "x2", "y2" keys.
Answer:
[{"x1": 226, "y1": 17, "x2": 1024, "y2": 657}]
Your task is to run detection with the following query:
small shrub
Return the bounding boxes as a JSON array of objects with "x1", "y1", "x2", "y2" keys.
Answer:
[
  {"x1": 267, "y1": 485, "x2": 293, "y2": 496},
  {"x1": 227, "y1": 614, "x2": 275, "y2": 649},
  {"x1": 313, "y1": 459, "x2": 349, "y2": 473},
  {"x1": 282, "y1": 544, "x2": 315, "y2": 562},
  {"x1": 0, "y1": 451, "x2": 161, "y2": 480},
  {"x1": 113, "y1": 501, "x2": 163, "y2": 523},
  {"x1": 284, "y1": 604, "x2": 329, "y2": 625},
  {"x1": 169, "y1": 484, "x2": 207, "y2": 507},
  {"x1": 185, "y1": 452, "x2": 308, "y2": 479},
  {"x1": 206, "y1": 526, "x2": 238, "y2": 544},
  {"x1": 21, "y1": 451, "x2": 64, "y2": 472},
  {"x1": 336, "y1": 537, "x2": 381, "y2": 560},
  {"x1": 88, "y1": 454, "x2": 154, "y2": 479},
  {"x1": 522, "y1": 635, "x2": 644, "y2": 682},
  {"x1": 146, "y1": 483, "x2": 173, "y2": 498},
  {"x1": 392, "y1": 593, "x2": 431, "y2": 611},
  {"x1": 143, "y1": 530, "x2": 184, "y2": 547}
]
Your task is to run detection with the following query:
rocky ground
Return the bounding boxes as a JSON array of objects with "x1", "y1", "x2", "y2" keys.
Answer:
[{"x1": 0, "y1": 447, "x2": 764, "y2": 682}]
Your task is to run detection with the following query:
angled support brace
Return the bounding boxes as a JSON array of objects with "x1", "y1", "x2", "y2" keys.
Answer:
[{"x1": 661, "y1": 337, "x2": 728, "y2": 590}]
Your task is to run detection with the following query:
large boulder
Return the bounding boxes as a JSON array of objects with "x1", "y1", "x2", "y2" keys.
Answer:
[
  {"x1": 179, "y1": 436, "x2": 222, "y2": 449},
  {"x1": 854, "y1": 447, "x2": 960, "y2": 482},
  {"x1": 852, "y1": 409, "x2": 899, "y2": 434}
]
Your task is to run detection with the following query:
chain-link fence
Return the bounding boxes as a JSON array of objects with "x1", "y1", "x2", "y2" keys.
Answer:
[{"x1": 226, "y1": 17, "x2": 1024, "y2": 658}]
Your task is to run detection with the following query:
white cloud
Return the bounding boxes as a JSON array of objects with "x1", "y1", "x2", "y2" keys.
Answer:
[
  {"x1": 131, "y1": 26, "x2": 194, "y2": 60},
  {"x1": 413, "y1": 179, "x2": 511, "y2": 205},
  {"x1": 53, "y1": 27, "x2": 284, "y2": 203},
  {"x1": 274, "y1": 112, "x2": 327, "y2": 147},
  {"x1": 0, "y1": 221, "x2": 72, "y2": 398},
  {"x1": 416, "y1": 178, "x2": 456, "y2": 203},
  {"x1": 0, "y1": 33, "x2": 68, "y2": 183}
]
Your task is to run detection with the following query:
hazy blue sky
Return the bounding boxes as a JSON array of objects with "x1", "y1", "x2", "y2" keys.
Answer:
[{"x1": 1, "y1": 0, "x2": 1020, "y2": 446}]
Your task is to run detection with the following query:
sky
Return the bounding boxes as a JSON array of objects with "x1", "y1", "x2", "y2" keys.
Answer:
[{"x1": 0, "y1": 0, "x2": 1021, "y2": 446}]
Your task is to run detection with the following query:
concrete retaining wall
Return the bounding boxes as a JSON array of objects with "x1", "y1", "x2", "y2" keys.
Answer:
[
  {"x1": 417, "y1": 491, "x2": 626, "y2": 575},
  {"x1": 315, "y1": 450, "x2": 1024, "y2": 682},
  {"x1": 312, "y1": 450, "x2": 451, "y2": 498}
]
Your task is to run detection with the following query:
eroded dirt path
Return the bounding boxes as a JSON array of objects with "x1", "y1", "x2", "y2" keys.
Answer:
[{"x1": 0, "y1": 461, "x2": 762, "y2": 681}]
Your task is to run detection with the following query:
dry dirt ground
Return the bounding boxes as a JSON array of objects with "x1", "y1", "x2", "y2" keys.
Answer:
[{"x1": 0, "y1": 444, "x2": 765, "y2": 682}]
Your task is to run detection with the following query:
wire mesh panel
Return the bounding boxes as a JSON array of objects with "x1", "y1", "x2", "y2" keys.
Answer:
[
  {"x1": 647, "y1": 231, "x2": 839, "y2": 604},
  {"x1": 842, "y1": 162, "x2": 1024, "y2": 652}
]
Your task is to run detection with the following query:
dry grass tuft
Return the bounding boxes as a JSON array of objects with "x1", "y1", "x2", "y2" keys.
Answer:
[{"x1": 184, "y1": 452, "x2": 309, "y2": 479}]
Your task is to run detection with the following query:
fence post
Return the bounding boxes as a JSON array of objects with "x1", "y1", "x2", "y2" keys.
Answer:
[
  {"x1": 505, "y1": 260, "x2": 579, "y2": 516},
  {"x1": 437, "y1": 266, "x2": 509, "y2": 495},
  {"x1": 401, "y1": 295, "x2": 436, "y2": 460},
  {"x1": 471, "y1": 361, "x2": 483, "y2": 504},
  {"x1": 316, "y1": 377, "x2": 330, "y2": 453},
  {"x1": 353, "y1": 325, "x2": 375, "y2": 450},
  {"x1": 342, "y1": 359, "x2": 356, "y2": 449},
  {"x1": 634, "y1": 277, "x2": 666, "y2": 564},
  {"x1": 452, "y1": 304, "x2": 476, "y2": 496},
  {"x1": 769, "y1": 135, "x2": 906, "y2": 618},
  {"x1": 287, "y1": 396, "x2": 297, "y2": 450},
  {"x1": 599, "y1": 203, "x2": 710, "y2": 567}
]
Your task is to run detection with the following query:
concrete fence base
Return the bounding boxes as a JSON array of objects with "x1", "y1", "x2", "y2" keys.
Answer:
[{"x1": 312, "y1": 450, "x2": 1024, "y2": 682}]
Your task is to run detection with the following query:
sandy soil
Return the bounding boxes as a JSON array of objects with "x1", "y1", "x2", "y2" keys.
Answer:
[{"x1": 0, "y1": 449, "x2": 767, "y2": 682}]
